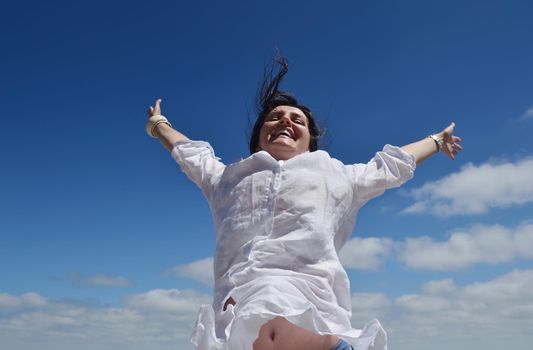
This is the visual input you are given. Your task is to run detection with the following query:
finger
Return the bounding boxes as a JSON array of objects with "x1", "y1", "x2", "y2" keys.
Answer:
[
  {"x1": 453, "y1": 143, "x2": 463, "y2": 151},
  {"x1": 147, "y1": 106, "x2": 154, "y2": 117},
  {"x1": 446, "y1": 143, "x2": 455, "y2": 160},
  {"x1": 452, "y1": 136, "x2": 462, "y2": 142},
  {"x1": 153, "y1": 98, "x2": 162, "y2": 115}
]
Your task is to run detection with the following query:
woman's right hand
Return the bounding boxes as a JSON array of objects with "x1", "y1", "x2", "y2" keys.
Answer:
[
  {"x1": 146, "y1": 98, "x2": 189, "y2": 150},
  {"x1": 147, "y1": 98, "x2": 163, "y2": 119}
]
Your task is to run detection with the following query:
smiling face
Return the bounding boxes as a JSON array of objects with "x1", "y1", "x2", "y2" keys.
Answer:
[{"x1": 257, "y1": 105, "x2": 312, "y2": 161}]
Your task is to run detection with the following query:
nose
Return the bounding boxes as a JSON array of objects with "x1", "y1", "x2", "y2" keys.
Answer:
[{"x1": 278, "y1": 114, "x2": 292, "y2": 126}]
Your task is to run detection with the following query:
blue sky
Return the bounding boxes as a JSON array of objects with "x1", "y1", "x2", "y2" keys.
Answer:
[{"x1": 1, "y1": 1, "x2": 533, "y2": 349}]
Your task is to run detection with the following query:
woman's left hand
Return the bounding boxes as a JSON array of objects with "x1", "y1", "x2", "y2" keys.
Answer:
[{"x1": 438, "y1": 122, "x2": 463, "y2": 160}]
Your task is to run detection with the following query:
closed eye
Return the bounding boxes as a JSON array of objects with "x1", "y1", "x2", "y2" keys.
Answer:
[
  {"x1": 289, "y1": 112, "x2": 306, "y2": 126},
  {"x1": 266, "y1": 112, "x2": 283, "y2": 121}
]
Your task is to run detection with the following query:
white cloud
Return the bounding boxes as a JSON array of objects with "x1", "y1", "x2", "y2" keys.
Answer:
[
  {"x1": 388, "y1": 270, "x2": 533, "y2": 340},
  {"x1": 399, "y1": 223, "x2": 533, "y2": 270},
  {"x1": 462, "y1": 269, "x2": 533, "y2": 303},
  {"x1": 421, "y1": 278, "x2": 457, "y2": 295},
  {"x1": 387, "y1": 270, "x2": 533, "y2": 350},
  {"x1": 339, "y1": 237, "x2": 394, "y2": 269},
  {"x1": 339, "y1": 222, "x2": 533, "y2": 271},
  {"x1": 395, "y1": 294, "x2": 452, "y2": 313},
  {"x1": 0, "y1": 292, "x2": 47, "y2": 309},
  {"x1": 403, "y1": 158, "x2": 533, "y2": 216},
  {"x1": 165, "y1": 257, "x2": 214, "y2": 287},
  {"x1": 520, "y1": 106, "x2": 533, "y2": 120},
  {"x1": 348, "y1": 270, "x2": 533, "y2": 350},
  {"x1": 0, "y1": 289, "x2": 211, "y2": 350},
  {"x1": 125, "y1": 289, "x2": 208, "y2": 314},
  {"x1": 66, "y1": 272, "x2": 132, "y2": 287},
  {"x1": 3, "y1": 270, "x2": 533, "y2": 350}
]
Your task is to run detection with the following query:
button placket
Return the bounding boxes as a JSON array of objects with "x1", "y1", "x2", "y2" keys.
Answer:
[{"x1": 266, "y1": 161, "x2": 283, "y2": 238}]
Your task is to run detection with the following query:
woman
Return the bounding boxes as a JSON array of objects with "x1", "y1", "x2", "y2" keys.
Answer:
[{"x1": 146, "y1": 58, "x2": 462, "y2": 350}]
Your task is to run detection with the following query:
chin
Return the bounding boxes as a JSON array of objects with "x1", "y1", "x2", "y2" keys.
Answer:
[
  {"x1": 260, "y1": 141, "x2": 308, "y2": 160},
  {"x1": 267, "y1": 148, "x2": 304, "y2": 161}
]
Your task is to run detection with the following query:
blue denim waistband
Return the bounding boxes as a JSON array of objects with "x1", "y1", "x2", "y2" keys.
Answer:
[{"x1": 331, "y1": 338, "x2": 354, "y2": 350}]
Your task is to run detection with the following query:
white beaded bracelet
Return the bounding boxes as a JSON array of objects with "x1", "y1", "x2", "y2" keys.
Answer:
[{"x1": 146, "y1": 115, "x2": 172, "y2": 138}]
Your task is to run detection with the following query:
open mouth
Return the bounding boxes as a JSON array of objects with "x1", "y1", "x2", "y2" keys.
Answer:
[{"x1": 271, "y1": 129, "x2": 295, "y2": 141}]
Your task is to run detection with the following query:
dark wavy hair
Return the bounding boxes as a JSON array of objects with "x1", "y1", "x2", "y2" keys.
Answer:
[{"x1": 249, "y1": 56, "x2": 322, "y2": 154}]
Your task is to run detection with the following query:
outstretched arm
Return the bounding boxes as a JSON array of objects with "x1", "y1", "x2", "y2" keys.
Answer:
[
  {"x1": 401, "y1": 122, "x2": 463, "y2": 165},
  {"x1": 147, "y1": 99, "x2": 189, "y2": 152}
]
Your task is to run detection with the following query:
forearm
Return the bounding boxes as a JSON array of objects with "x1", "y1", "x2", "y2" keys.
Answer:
[
  {"x1": 401, "y1": 134, "x2": 440, "y2": 165},
  {"x1": 154, "y1": 123, "x2": 189, "y2": 152}
]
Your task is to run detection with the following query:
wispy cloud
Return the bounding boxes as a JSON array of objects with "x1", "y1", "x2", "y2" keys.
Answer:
[
  {"x1": 389, "y1": 270, "x2": 533, "y2": 349},
  {"x1": 0, "y1": 292, "x2": 47, "y2": 309},
  {"x1": 0, "y1": 289, "x2": 211, "y2": 350},
  {"x1": 339, "y1": 237, "x2": 393, "y2": 269},
  {"x1": 66, "y1": 272, "x2": 132, "y2": 287},
  {"x1": 520, "y1": 106, "x2": 533, "y2": 120},
  {"x1": 3, "y1": 271, "x2": 533, "y2": 350},
  {"x1": 403, "y1": 158, "x2": 533, "y2": 216},
  {"x1": 349, "y1": 270, "x2": 533, "y2": 350},
  {"x1": 164, "y1": 257, "x2": 214, "y2": 287},
  {"x1": 124, "y1": 289, "x2": 207, "y2": 314}
]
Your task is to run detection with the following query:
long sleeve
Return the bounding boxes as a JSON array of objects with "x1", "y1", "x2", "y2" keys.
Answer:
[
  {"x1": 171, "y1": 140, "x2": 226, "y2": 199},
  {"x1": 346, "y1": 144, "x2": 416, "y2": 206}
]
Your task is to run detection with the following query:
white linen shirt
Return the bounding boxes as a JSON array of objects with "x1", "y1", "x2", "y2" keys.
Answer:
[{"x1": 171, "y1": 140, "x2": 416, "y2": 350}]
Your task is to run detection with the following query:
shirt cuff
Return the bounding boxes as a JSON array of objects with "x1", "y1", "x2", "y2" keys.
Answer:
[{"x1": 382, "y1": 144, "x2": 417, "y2": 173}]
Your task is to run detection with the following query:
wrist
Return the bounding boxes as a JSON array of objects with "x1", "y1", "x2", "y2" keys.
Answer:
[
  {"x1": 146, "y1": 115, "x2": 172, "y2": 138},
  {"x1": 427, "y1": 134, "x2": 443, "y2": 152},
  {"x1": 154, "y1": 121, "x2": 172, "y2": 137}
]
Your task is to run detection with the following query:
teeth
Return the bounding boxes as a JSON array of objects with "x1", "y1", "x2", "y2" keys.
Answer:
[{"x1": 274, "y1": 130, "x2": 293, "y2": 139}]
